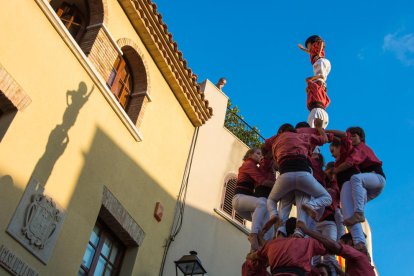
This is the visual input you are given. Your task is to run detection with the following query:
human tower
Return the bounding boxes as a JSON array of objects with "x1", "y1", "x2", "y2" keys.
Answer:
[{"x1": 232, "y1": 35, "x2": 385, "y2": 276}]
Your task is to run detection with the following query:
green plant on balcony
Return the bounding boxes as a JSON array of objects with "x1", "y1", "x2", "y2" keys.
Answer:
[{"x1": 224, "y1": 100, "x2": 264, "y2": 148}]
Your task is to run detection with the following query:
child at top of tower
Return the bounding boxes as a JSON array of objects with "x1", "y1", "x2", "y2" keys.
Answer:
[{"x1": 298, "y1": 35, "x2": 331, "y2": 129}]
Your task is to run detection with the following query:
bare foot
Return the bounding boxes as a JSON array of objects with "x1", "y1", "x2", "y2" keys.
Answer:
[{"x1": 343, "y1": 212, "x2": 365, "y2": 226}]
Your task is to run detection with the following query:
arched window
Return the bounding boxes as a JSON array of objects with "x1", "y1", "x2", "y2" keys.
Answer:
[
  {"x1": 51, "y1": 0, "x2": 89, "y2": 42},
  {"x1": 221, "y1": 173, "x2": 245, "y2": 225},
  {"x1": 107, "y1": 56, "x2": 133, "y2": 109}
]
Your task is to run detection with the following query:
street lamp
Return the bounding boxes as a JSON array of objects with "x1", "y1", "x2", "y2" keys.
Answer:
[{"x1": 175, "y1": 251, "x2": 207, "y2": 276}]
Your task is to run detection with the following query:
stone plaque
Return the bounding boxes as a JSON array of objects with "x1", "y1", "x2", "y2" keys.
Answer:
[
  {"x1": 0, "y1": 244, "x2": 39, "y2": 276},
  {"x1": 7, "y1": 178, "x2": 65, "y2": 264}
]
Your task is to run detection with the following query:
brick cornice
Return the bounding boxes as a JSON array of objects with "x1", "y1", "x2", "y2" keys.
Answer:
[
  {"x1": 0, "y1": 63, "x2": 32, "y2": 111},
  {"x1": 118, "y1": 0, "x2": 213, "y2": 126}
]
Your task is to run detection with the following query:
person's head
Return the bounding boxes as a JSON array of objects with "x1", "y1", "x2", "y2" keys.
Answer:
[
  {"x1": 243, "y1": 148, "x2": 263, "y2": 162},
  {"x1": 329, "y1": 138, "x2": 341, "y2": 159},
  {"x1": 305, "y1": 35, "x2": 323, "y2": 49},
  {"x1": 346, "y1": 126, "x2": 365, "y2": 145},
  {"x1": 295, "y1": 121, "x2": 310, "y2": 129},
  {"x1": 339, "y1": 233, "x2": 353, "y2": 246},
  {"x1": 277, "y1": 123, "x2": 295, "y2": 135},
  {"x1": 285, "y1": 217, "x2": 297, "y2": 237},
  {"x1": 315, "y1": 263, "x2": 331, "y2": 276},
  {"x1": 216, "y1": 77, "x2": 227, "y2": 89},
  {"x1": 242, "y1": 257, "x2": 270, "y2": 276}
]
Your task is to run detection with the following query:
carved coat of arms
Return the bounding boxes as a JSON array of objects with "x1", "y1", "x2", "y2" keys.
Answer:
[{"x1": 22, "y1": 194, "x2": 61, "y2": 249}]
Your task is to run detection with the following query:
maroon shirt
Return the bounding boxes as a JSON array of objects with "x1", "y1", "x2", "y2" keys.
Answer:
[
  {"x1": 242, "y1": 258, "x2": 271, "y2": 276},
  {"x1": 257, "y1": 238, "x2": 327, "y2": 273},
  {"x1": 259, "y1": 158, "x2": 276, "y2": 182},
  {"x1": 339, "y1": 244, "x2": 375, "y2": 276},
  {"x1": 296, "y1": 128, "x2": 334, "y2": 156},
  {"x1": 263, "y1": 134, "x2": 277, "y2": 155},
  {"x1": 320, "y1": 180, "x2": 340, "y2": 221},
  {"x1": 334, "y1": 134, "x2": 360, "y2": 187},
  {"x1": 352, "y1": 143, "x2": 383, "y2": 170},
  {"x1": 236, "y1": 158, "x2": 268, "y2": 195},
  {"x1": 273, "y1": 132, "x2": 326, "y2": 164},
  {"x1": 310, "y1": 40, "x2": 325, "y2": 65},
  {"x1": 310, "y1": 157, "x2": 325, "y2": 185}
]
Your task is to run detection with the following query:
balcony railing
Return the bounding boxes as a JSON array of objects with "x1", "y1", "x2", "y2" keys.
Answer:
[{"x1": 224, "y1": 105, "x2": 264, "y2": 148}]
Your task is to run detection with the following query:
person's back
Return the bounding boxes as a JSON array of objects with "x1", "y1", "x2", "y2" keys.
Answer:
[
  {"x1": 339, "y1": 244, "x2": 375, "y2": 276},
  {"x1": 257, "y1": 237, "x2": 327, "y2": 274}
]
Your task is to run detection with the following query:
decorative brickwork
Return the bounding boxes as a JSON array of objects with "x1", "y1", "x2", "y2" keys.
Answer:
[
  {"x1": 81, "y1": 24, "x2": 120, "y2": 82},
  {"x1": 0, "y1": 64, "x2": 31, "y2": 111},
  {"x1": 101, "y1": 186, "x2": 145, "y2": 247},
  {"x1": 117, "y1": 38, "x2": 150, "y2": 128}
]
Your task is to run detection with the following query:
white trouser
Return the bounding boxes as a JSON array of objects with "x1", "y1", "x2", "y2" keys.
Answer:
[
  {"x1": 340, "y1": 181, "x2": 366, "y2": 245},
  {"x1": 308, "y1": 107, "x2": 329, "y2": 129},
  {"x1": 350, "y1": 173, "x2": 385, "y2": 213},
  {"x1": 312, "y1": 220, "x2": 339, "y2": 276},
  {"x1": 267, "y1": 171, "x2": 332, "y2": 219},
  {"x1": 335, "y1": 208, "x2": 346, "y2": 240},
  {"x1": 232, "y1": 194, "x2": 272, "y2": 237},
  {"x1": 275, "y1": 192, "x2": 294, "y2": 236}
]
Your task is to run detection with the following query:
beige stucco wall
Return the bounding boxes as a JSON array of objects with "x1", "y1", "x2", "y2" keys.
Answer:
[
  {"x1": 163, "y1": 80, "x2": 251, "y2": 276},
  {"x1": 0, "y1": 0, "x2": 195, "y2": 275}
]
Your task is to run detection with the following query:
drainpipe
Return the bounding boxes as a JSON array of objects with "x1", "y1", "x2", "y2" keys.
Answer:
[{"x1": 158, "y1": 126, "x2": 200, "y2": 276}]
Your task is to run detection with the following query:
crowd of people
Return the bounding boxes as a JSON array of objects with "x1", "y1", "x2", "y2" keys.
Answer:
[{"x1": 232, "y1": 35, "x2": 385, "y2": 276}]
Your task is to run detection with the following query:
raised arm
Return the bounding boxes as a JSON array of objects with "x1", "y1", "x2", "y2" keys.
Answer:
[
  {"x1": 325, "y1": 129, "x2": 347, "y2": 138},
  {"x1": 297, "y1": 221, "x2": 341, "y2": 254},
  {"x1": 298, "y1": 43, "x2": 310, "y2": 54},
  {"x1": 314, "y1": 119, "x2": 328, "y2": 143},
  {"x1": 333, "y1": 162, "x2": 353, "y2": 174}
]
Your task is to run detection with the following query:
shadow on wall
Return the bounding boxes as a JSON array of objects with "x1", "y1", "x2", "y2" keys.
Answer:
[
  {"x1": 30, "y1": 82, "x2": 93, "y2": 191},
  {"x1": 0, "y1": 81, "x2": 250, "y2": 275},
  {"x1": 0, "y1": 175, "x2": 23, "y2": 225}
]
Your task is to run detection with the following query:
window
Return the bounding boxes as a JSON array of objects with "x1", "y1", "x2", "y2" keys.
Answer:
[
  {"x1": 79, "y1": 221, "x2": 125, "y2": 276},
  {"x1": 53, "y1": 1, "x2": 88, "y2": 42},
  {"x1": 107, "y1": 56, "x2": 133, "y2": 109},
  {"x1": 221, "y1": 174, "x2": 246, "y2": 225}
]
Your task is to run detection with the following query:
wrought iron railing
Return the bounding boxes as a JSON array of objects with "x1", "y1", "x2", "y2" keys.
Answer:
[{"x1": 224, "y1": 106, "x2": 264, "y2": 148}]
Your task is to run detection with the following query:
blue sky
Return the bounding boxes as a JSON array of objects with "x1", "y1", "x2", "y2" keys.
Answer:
[{"x1": 154, "y1": 1, "x2": 414, "y2": 274}]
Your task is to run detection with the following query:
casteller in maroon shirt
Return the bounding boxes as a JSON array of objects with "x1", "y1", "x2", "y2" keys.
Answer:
[
  {"x1": 256, "y1": 237, "x2": 327, "y2": 274},
  {"x1": 351, "y1": 142, "x2": 385, "y2": 178},
  {"x1": 235, "y1": 158, "x2": 268, "y2": 196},
  {"x1": 339, "y1": 244, "x2": 375, "y2": 276},
  {"x1": 272, "y1": 132, "x2": 326, "y2": 165}
]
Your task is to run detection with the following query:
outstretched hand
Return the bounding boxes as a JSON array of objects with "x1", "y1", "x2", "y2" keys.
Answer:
[
  {"x1": 314, "y1": 118, "x2": 323, "y2": 129},
  {"x1": 296, "y1": 220, "x2": 306, "y2": 231},
  {"x1": 298, "y1": 43, "x2": 309, "y2": 53}
]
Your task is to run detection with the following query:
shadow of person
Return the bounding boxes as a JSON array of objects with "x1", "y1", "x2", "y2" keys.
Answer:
[
  {"x1": 62, "y1": 82, "x2": 93, "y2": 131},
  {"x1": 30, "y1": 82, "x2": 93, "y2": 187}
]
